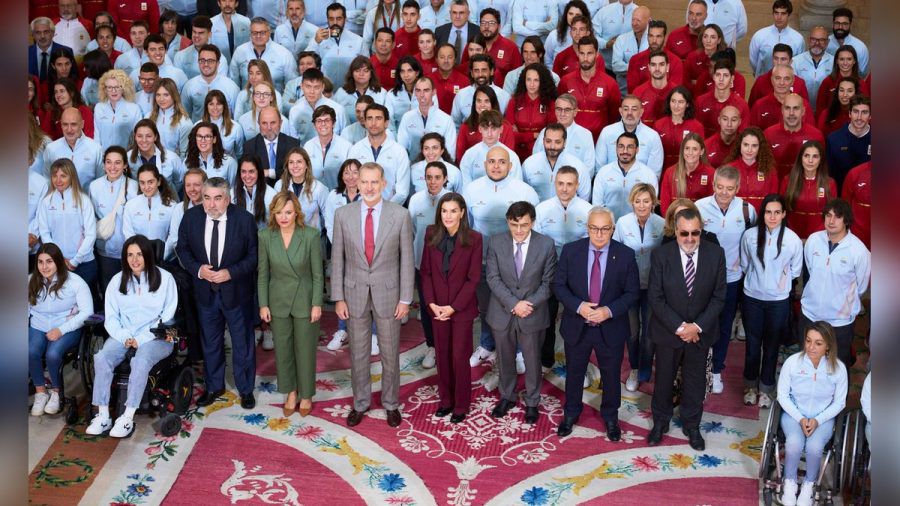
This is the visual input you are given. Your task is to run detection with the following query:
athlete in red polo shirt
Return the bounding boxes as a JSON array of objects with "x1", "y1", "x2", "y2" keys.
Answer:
[
  {"x1": 704, "y1": 105, "x2": 742, "y2": 168},
  {"x1": 653, "y1": 86, "x2": 705, "y2": 169},
  {"x1": 557, "y1": 36, "x2": 621, "y2": 142},
  {"x1": 748, "y1": 65, "x2": 814, "y2": 131},
  {"x1": 633, "y1": 50, "x2": 677, "y2": 126},
  {"x1": 414, "y1": 30, "x2": 439, "y2": 75},
  {"x1": 779, "y1": 141, "x2": 836, "y2": 240},
  {"x1": 477, "y1": 8, "x2": 522, "y2": 88},
  {"x1": 721, "y1": 127, "x2": 779, "y2": 212},
  {"x1": 394, "y1": 1, "x2": 422, "y2": 59},
  {"x1": 371, "y1": 28, "x2": 401, "y2": 91},
  {"x1": 432, "y1": 43, "x2": 469, "y2": 115},
  {"x1": 841, "y1": 161, "x2": 871, "y2": 249},
  {"x1": 107, "y1": 0, "x2": 160, "y2": 39},
  {"x1": 694, "y1": 59, "x2": 750, "y2": 138},
  {"x1": 551, "y1": 16, "x2": 603, "y2": 77},
  {"x1": 747, "y1": 44, "x2": 808, "y2": 106},
  {"x1": 505, "y1": 64, "x2": 557, "y2": 159},
  {"x1": 626, "y1": 20, "x2": 685, "y2": 92},
  {"x1": 666, "y1": 0, "x2": 706, "y2": 60},
  {"x1": 659, "y1": 132, "x2": 716, "y2": 214},
  {"x1": 764, "y1": 94, "x2": 826, "y2": 179}
]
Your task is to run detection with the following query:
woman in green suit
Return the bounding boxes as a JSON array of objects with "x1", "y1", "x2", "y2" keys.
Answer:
[{"x1": 258, "y1": 191, "x2": 324, "y2": 417}]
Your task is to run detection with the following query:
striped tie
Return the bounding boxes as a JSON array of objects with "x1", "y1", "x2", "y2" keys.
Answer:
[{"x1": 684, "y1": 251, "x2": 695, "y2": 297}]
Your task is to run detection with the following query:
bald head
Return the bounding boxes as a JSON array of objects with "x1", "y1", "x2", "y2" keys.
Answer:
[
  {"x1": 718, "y1": 105, "x2": 741, "y2": 137},
  {"x1": 60, "y1": 107, "x2": 84, "y2": 142},
  {"x1": 257, "y1": 106, "x2": 282, "y2": 140},
  {"x1": 809, "y1": 26, "x2": 828, "y2": 57},
  {"x1": 632, "y1": 6, "x2": 651, "y2": 33},
  {"x1": 781, "y1": 93, "x2": 805, "y2": 129},
  {"x1": 484, "y1": 146, "x2": 512, "y2": 181}
]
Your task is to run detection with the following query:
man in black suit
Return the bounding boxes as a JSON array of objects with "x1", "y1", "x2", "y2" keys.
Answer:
[
  {"x1": 242, "y1": 106, "x2": 300, "y2": 185},
  {"x1": 176, "y1": 177, "x2": 260, "y2": 409},
  {"x1": 434, "y1": 0, "x2": 479, "y2": 64},
  {"x1": 29, "y1": 17, "x2": 74, "y2": 82},
  {"x1": 553, "y1": 206, "x2": 640, "y2": 441},
  {"x1": 647, "y1": 207, "x2": 726, "y2": 451}
]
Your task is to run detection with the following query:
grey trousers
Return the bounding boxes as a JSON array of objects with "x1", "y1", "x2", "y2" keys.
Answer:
[
  {"x1": 347, "y1": 295, "x2": 401, "y2": 412},
  {"x1": 492, "y1": 318, "x2": 544, "y2": 407},
  {"x1": 92, "y1": 338, "x2": 173, "y2": 409}
]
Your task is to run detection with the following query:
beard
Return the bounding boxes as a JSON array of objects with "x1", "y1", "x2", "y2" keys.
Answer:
[
  {"x1": 833, "y1": 28, "x2": 848, "y2": 39},
  {"x1": 544, "y1": 147, "x2": 562, "y2": 159}
]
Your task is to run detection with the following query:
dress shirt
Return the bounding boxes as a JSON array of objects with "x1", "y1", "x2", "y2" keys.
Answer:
[
  {"x1": 203, "y1": 212, "x2": 227, "y2": 274},
  {"x1": 359, "y1": 198, "x2": 384, "y2": 245}
]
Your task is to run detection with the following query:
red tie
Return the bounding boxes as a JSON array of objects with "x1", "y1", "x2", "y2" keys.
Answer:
[{"x1": 365, "y1": 207, "x2": 375, "y2": 265}]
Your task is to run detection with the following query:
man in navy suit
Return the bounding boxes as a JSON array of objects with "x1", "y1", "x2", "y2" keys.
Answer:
[
  {"x1": 176, "y1": 177, "x2": 259, "y2": 409},
  {"x1": 29, "y1": 17, "x2": 75, "y2": 82},
  {"x1": 242, "y1": 106, "x2": 300, "y2": 185},
  {"x1": 434, "y1": 0, "x2": 479, "y2": 64},
  {"x1": 553, "y1": 206, "x2": 640, "y2": 441}
]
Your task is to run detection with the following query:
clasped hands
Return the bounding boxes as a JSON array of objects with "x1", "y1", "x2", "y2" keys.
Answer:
[
  {"x1": 676, "y1": 322, "x2": 701, "y2": 343},
  {"x1": 578, "y1": 302, "x2": 610, "y2": 324},
  {"x1": 199, "y1": 264, "x2": 232, "y2": 284},
  {"x1": 799, "y1": 417, "x2": 820, "y2": 436},
  {"x1": 429, "y1": 303, "x2": 455, "y2": 321}
]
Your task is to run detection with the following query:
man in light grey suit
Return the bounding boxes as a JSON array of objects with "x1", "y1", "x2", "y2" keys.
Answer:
[
  {"x1": 331, "y1": 162, "x2": 415, "y2": 428},
  {"x1": 485, "y1": 201, "x2": 558, "y2": 424}
]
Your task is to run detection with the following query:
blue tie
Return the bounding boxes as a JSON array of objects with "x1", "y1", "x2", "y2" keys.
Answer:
[{"x1": 267, "y1": 141, "x2": 276, "y2": 171}]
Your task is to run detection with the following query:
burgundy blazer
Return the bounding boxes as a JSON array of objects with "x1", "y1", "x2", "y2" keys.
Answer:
[{"x1": 420, "y1": 226, "x2": 483, "y2": 321}]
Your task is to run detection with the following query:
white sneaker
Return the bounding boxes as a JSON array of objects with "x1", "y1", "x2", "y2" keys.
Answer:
[
  {"x1": 469, "y1": 346, "x2": 494, "y2": 367},
  {"x1": 261, "y1": 329, "x2": 275, "y2": 351},
  {"x1": 780, "y1": 478, "x2": 798, "y2": 506},
  {"x1": 44, "y1": 391, "x2": 61, "y2": 414},
  {"x1": 796, "y1": 481, "x2": 814, "y2": 506},
  {"x1": 758, "y1": 392, "x2": 773, "y2": 409},
  {"x1": 515, "y1": 352, "x2": 526, "y2": 374},
  {"x1": 743, "y1": 388, "x2": 758, "y2": 405},
  {"x1": 371, "y1": 334, "x2": 380, "y2": 356},
  {"x1": 711, "y1": 373, "x2": 724, "y2": 394},
  {"x1": 85, "y1": 413, "x2": 112, "y2": 435},
  {"x1": 110, "y1": 415, "x2": 135, "y2": 438},
  {"x1": 326, "y1": 329, "x2": 348, "y2": 351},
  {"x1": 625, "y1": 369, "x2": 639, "y2": 392},
  {"x1": 421, "y1": 347, "x2": 436, "y2": 369},
  {"x1": 31, "y1": 392, "x2": 49, "y2": 416}
]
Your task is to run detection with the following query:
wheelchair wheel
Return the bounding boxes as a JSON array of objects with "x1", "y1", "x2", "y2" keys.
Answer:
[
  {"x1": 172, "y1": 366, "x2": 195, "y2": 415},
  {"x1": 762, "y1": 488, "x2": 774, "y2": 506},
  {"x1": 79, "y1": 328, "x2": 106, "y2": 396},
  {"x1": 830, "y1": 410, "x2": 851, "y2": 495},
  {"x1": 160, "y1": 412, "x2": 181, "y2": 437},
  {"x1": 64, "y1": 397, "x2": 79, "y2": 425},
  {"x1": 758, "y1": 403, "x2": 781, "y2": 480}
]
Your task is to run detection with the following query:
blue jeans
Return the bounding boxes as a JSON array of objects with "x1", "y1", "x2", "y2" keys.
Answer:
[
  {"x1": 742, "y1": 295, "x2": 790, "y2": 393},
  {"x1": 712, "y1": 280, "x2": 740, "y2": 374},
  {"x1": 28, "y1": 326, "x2": 82, "y2": 389},
  {"x1": 92, "y1": 338, "x2": 173, "y2": 409},
  {"x1": 627, "y1": 289, "x2": 653, "y2": 381},
  {"x1": 781, "y1": 411, "x2": 835, "y2": 483}
]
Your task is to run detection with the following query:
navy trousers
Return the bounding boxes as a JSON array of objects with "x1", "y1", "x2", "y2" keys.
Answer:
[{"x1": 197, "y1": 290, "x2": 257, "y2": 396}]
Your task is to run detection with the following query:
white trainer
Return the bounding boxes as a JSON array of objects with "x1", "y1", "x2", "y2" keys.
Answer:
[
  {"x1": 43, "y1": 391, "x2": 61, "y2": 414},
  {"x1": 743, "y1": 388, "x2": 758, "y2": 405},
  {"x1": 796, "y1": 481, "x2": 814, "y2": 506},
  {"x1": 326, "y1": 329, "x2": 348, "y2": 351},
  {"x1": 422, "y1": 347, "x2": 436, "y2": 369},
  {"x1": 371, "y1": 334, "x2": 380, "y2": 356},
  {"x1": 31, "y1": 392, "x2": 49, "y2": 417},
  {"x1": 85, "y1": 413, "x2": 112, "y2": 435},
  {"x1": 469, "y1": 346, "x2": 494, "y2": 367},
  {"x1": 110, "y1": 415, "x2": 135, "y2": 438},
  {"x1": 515, "y1": 352, "x2": 526, "y2": 374},
  {"x1": 261, "y1": 329, "x2": 275, "y2": 351},
  {"x1": 625, "y1": 369, "x2": 639, "y2": 391},
  {"x1": 711, "y1": 373, "x2": 724, "y2": 394},
  {"x1": 758, "y1": 392, "x2": 773, "y2": 409}
]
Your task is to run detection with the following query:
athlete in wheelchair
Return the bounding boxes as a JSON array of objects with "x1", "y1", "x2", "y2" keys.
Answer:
[
  {"x1": 758, "y1": 320, "x2": 848, "y2": 505},
  {"x1": 85, "y1": 234, "x2": 184, "y2": 437}
]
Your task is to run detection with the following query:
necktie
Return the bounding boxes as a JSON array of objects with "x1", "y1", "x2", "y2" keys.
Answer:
[
  {"x1": 267, "y1": 141, "x2": 276, "y2": 171},
  {"x1": 684, "y1": 251, "x2": 695, "y2": 297},
  {"x1": 210, "y1": 219, "x2": 220, "y2": 269},
  {"x1": 39, "y1": 51, "x2": 48, "y2": 81},
  {"x1": 227, "y1": 26, "x2": 235, "y2": 56},
  {"x1": 514, "y1": 241, "x2": 524, "y2": 277},
  {"x1": 589, "y1": 250, "x2": 602, "y2": 304},
  {"x1": 365, "y1": 207, "x2": 375, "y2": 265},
  {"x1": 453, "y1": 30, "x2": 462, "y2": 65}
]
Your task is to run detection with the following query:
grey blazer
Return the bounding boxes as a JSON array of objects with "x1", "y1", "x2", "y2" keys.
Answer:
[
  {"x1": 484, "y1": 230, "x2": 558, "y2": 332},
  {"x1": 330, "y1": 199, "x2": 415, "y2": 318}
]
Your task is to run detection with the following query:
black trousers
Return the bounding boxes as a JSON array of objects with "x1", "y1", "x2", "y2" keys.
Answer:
[
  {"x1": 651, "y1": 341, "x2": 710, "y2": 429},
  {"x1": 563, "y1": 325, "x2": 624, "y2": 421},
  {"x1": 541, "y1": 295, "x2": 559, "y2": 368}
]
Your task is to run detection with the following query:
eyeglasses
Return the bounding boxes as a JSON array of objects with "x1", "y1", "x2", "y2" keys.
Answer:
[
  {"x1": 104, "y1": 85, "x2": 122, "y2": 91},
  {"x1": 809, "y1": 37, "x2": 828, "y2": 43},
  {"x1": 588, "y1": 225, "x2": 613, "y2": 234},
  {"x1": 480, "y1": 20, "x2": 498, "y2": 26},
  {"x1": 555, "y1": 106, "x2": 575, "y2": 113},
  {"x1": 253, "y1": 91, "x2": 273, "y2": 98},
  {"x1": 196, "y1": 134, "x2": 214, "y2": 141},
  {"x1": 314, "y1": 117, "x2": 333, "y2": 124},
  {"x1": 251, "y1": 30, "x2": 269, "y2": 36},
  {"x1": 678, "y1": 230, "x2": 702, "y2": 237},
  {"x1": 198, "y1": 58, "x2": 217, "y2": 65}
]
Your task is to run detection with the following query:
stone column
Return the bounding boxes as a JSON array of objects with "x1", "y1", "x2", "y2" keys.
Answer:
[{"x1": 798, "y1": 0, "x2": 847, "y2": 32}]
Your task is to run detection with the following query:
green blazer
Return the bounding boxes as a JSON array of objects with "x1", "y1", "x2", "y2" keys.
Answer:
[{"x1": 257, "y1": 226, "x2": 324, "y2": 318}]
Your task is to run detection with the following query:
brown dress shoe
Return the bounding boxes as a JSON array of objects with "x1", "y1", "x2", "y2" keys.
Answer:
[
  {"x1": 283, "y1": 394, "x2": 297, "y2": 417},
  {"x1": 386, "y1": 409, "x2": 401, "y2": 427},
  {"x1": 298, "y1": 400, "x2": 312, "y2": 417},
  {"x1": 347, "y1": 409, "x2": 367, "y2": 426}
]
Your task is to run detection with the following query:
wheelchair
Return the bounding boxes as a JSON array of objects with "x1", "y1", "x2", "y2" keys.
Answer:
[
  {"x1": 843, "y1": 410, "x2": 871, "y2": 505},
  {"x1": 758, "y1": 401, "x2": 853, "y2": 505}
]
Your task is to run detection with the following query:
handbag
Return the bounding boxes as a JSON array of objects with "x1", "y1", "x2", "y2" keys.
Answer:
[{"x1": 97, "y1": 181, "x2": 127, "y2": 240}]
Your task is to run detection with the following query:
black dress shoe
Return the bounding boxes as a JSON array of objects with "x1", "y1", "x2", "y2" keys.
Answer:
[
  {"x1": 557, "y1": 416, "x2": 578, "y2": 437},
  {"x1": 450, "y1": 412, "x2": 466, "y2": 424},
  {"x1": 524, "y1": 406, "x2": 539, "y2": 424},
  {"x1": 647, "y1": 421, "x2": 670, "y2": 446},
  {"x1": 491, "y1": 399, "x2": 514, "y2": 418},
  {"x1": 683, "y1": 426, "x2": 706, "y2": 451},
  {"x1": 197, "y1": 389, "x2": 226, "y2": 407},
  {"x1": 346, "y1": 409, "x2": 367, "y2": 427},
  {"x1": 435, "y1": 407, "x2": 453, "y2": 417},
  {"x1": 386, "y1": 409, "x2": 402, "y2": 427},
  {"x1": 605, "y1": 420, "x2": 621, "y2": 441},
  {"x1": 240, "y1": 393, "x2": 256, "y2": 410}
]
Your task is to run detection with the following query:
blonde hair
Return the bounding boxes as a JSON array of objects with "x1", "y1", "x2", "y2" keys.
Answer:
[
  {"x1": 97, "y1": 69, "x2": 136, "y2": 102},
  {"x1": 663, "y1": 198, "x2": 698, "y2": 237},
  {"x1": 674, "y1": 133, "x2": 709, "y2": 198},
  {"x1": 149, "y1": 77, "x2": 190, "y2": 128},
  {"x1": 266, "y1": 191, "x2": 306, "y2": 229},
  {"x1": 46, "y1": 158, "x2": 87, "y2": 209},
  {"x1": 250, "y1": 81, "x2": 276, "y2": 119},
  {"x1": 628, "y1": 182, "x2": 659, "y2": 208},
  {"x1": 280, "y1": 147, "x2": 315, "y2": 199}
]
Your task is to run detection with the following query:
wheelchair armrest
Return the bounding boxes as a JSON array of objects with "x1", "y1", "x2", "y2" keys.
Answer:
[{"x1": 150, "y1": 320, "x2": 181, "y2": 344}]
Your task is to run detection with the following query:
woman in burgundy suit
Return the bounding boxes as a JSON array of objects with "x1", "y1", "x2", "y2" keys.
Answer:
[{"x1": 420, "y1": 192, "x2": 483, "y2": 424}]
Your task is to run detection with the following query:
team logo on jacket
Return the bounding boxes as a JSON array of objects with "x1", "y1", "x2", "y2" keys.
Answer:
[
  {"x1": 596, "y1": 87, "x2": 604, "y2": 97},
  {"x1": 757, "y1": 172, "x2": 765, "y2": 181},
  {"x1": 141, "y1": 2, "x2": 148, "y2": 10},
  {"x1": 453, "y1": 85, "x2": 460, "y2": 93},
  {"x1": 498, "y1": 50, "x2": 505, "y2": 59},
  {"x1": 818, "y1": 187, "x2": 825, "y2": 198},
  {"x1": 390, "y1": 70, "x2": 396, "y2": 78},
  {"x1": 700, "y1": 175, "x2": 708, "y2": 185}
]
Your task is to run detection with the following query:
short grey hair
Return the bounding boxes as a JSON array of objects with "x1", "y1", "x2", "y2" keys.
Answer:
[
  {"x1": 31, "y1": 17, "x2": 54, "y2": 32},
  {"x1": 204, "y1": 176, "x2": 231, "y2": 193},
  {"x1": 556, "y1": 93, "x2": 578, "y2": 108},
  {"x1": 450, "y1": 0, "x2": 470, "y2": 7},
  {"x1": 359, "y1": 162, "x2": 385, "y2": 178},
  {"x1": 714, "y1": 165, "x2": 740, "y2": 185},
  {"x1": 588, "y1": 205, "x2": 615, "y2": 224}
]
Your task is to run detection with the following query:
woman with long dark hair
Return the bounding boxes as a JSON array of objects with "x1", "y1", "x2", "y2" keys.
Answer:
[
  {"x1": 653, "y1": 86, "x2": 706, "y2": 170},
  {"x1": 86, "y1": 234, "x2": 178, "y2": 438},
  {"x1": 90, "y1": 146, "x2": 140, "y2": 290},
  {"x1": 28, "y1": 242, "x2": 94, "y2": 416},
  {"x1": 201, "y1": 89, "x2": 245, "y2": 158},
  {"x1": 149, "y1": 77, "x2": 193, "y2": 157},
  {"x1": 411, "y1": 133, "x2": 462, "y2": 193},
  {"x1": 505, "y1": 63, "x2": 558, "y2": 160},
  {"x1": 544, "y1": 0, "x2": 589, "y2": 68},
  {"x1": 126, "y1": 119, "x2": 187, "y2": 193},
  {"x1": 780, "y1": 140, "x2": 836, "y2": 240},
  {"x1": 740, "y1": 193, "x2": 802, "y2": 408},
  {"x1": 334, "y1": 56, "x2": 391, "y2": 125},
  {"x1": 816, "y1": 76, "x2": 858, "y2": 137},
  {"x1": 456, "y1": 85, "x2": 516, "y2": 164},
  {"x1": 386, "y1": 56, "x2": 426, "y2": 132},
  {"x1": 122, "y1": 164, "x2": 178, "y2": 260},
  {"x1": 184, "y1": 121, "x2": 238, "y2": 182},
  {"x1": 815, "y1": 45, "x2": 870, "y2": 116},
  {"x1": 722, "y1": 126, "x2": 778, "y2": 212},
  {"x1": 420, "y1": 192, "x2": 482, "y2": 423},
  {"x1": 685, "y1": 24, "x2": 726, "y2": 87},
  {"x1": 46, "y1": 77, "x2": 94, "y2": 139},
  {"x1": 232, "y1": 154, "x2": 276, "y2": 228}
]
